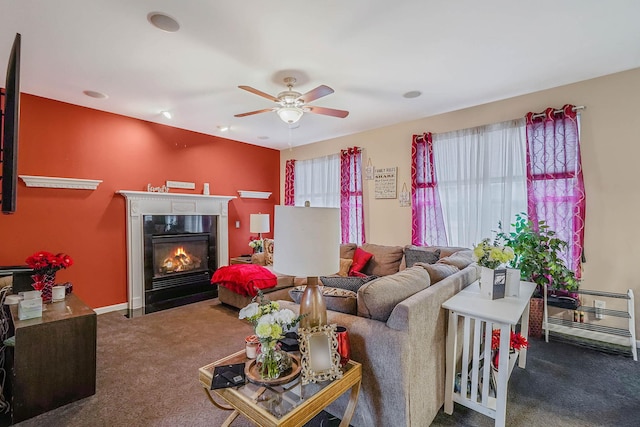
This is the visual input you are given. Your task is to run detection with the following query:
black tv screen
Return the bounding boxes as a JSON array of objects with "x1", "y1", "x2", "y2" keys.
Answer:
[{"x1": 1, "y1": 33, "x2": 20, "y2": 214}]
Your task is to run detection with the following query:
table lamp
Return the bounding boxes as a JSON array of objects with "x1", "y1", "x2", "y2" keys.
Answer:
[
  {"x1": 273, "y1": 205, "x2": 340, "y2": 329},
  {"x1": 250, "y1": 213, "x2": 270, "y2": 252}
]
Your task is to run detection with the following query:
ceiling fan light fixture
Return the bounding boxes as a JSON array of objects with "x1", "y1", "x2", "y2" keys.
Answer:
[{"x1": 277, "y1": 107, "x2": 303, "y2": 124}]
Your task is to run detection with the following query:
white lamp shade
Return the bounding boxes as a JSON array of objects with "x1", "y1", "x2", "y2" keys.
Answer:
[
  {"x1": 250, "y1": 213, "x2": 270, "y2": 234},
  {"x1": 273, "y1": 206, "x2": 340, "y2": 277}
]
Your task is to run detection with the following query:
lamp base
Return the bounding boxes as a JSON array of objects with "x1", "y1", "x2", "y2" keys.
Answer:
[{"x1": 299, "y1": 277, "x2": 327, "y2": 329}]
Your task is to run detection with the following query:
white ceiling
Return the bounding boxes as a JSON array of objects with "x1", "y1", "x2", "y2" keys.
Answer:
[{"x1": 2, "y1": 1, "x2": 640, "y2": 150}]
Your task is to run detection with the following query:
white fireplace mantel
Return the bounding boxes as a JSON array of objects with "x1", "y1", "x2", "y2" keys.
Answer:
[{"x1": 117, "y1": 190, "x2": 236, "y2": 312}]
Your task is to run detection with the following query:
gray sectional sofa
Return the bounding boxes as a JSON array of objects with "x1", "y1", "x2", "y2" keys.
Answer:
[{"x1": 278, "y1": 246, "x2": 479, "y2": 427}]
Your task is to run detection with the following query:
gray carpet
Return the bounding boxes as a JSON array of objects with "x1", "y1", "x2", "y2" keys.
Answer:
[{"x1": 9, "y1": 298, "x2": 640, "y2": 426}]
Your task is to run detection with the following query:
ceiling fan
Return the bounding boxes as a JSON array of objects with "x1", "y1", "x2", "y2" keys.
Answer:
[{"x1": 234, "y1": 77, "x2": 349, "y2": 124}]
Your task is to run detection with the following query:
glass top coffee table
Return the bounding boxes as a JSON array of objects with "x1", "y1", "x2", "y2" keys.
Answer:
[{"x1": 199, "y1": 350, "x2": 362, "y2": 427}]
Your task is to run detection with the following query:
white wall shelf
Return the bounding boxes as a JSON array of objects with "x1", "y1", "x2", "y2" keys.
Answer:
[
  {"x1": 19, "y1": 175, "x2": 103, "y2": 190},
  {"x1": 237, "y1": 190, "x2": 272, "y2": 199}
]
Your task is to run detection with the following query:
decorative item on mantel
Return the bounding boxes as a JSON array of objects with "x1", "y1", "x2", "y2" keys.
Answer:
[
  {"x1": 472, "y1": 238, "x2": 515, "y2": 300},
  {"x1": 147, "y1": 183, "x2": 169, "y2": 193},
  {"x1": 25, "y1": 251, "x2": 73, "y2": 302},
  {"x1": 239, "y1": 291, "x2": 304, "y2": 381}
]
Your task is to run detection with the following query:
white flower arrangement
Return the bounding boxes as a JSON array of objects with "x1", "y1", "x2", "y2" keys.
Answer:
[
  {"x1": 472, "y1": 238, "x2": 515, "y2": 269},
  {"x1": 239, "y1": 293, "x2": 302, "y2": 345},
  {"x1": 248, "y1": 238, "x2": 263, "y2": 252}
]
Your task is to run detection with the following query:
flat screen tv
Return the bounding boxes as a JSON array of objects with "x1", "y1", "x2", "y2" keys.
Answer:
[{"x1": 1, "y1": 33, "x2": 21, "y2": 214}]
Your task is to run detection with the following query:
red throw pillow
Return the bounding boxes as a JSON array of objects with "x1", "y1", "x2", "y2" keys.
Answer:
[{"x1": 349, "y1": 248, "x2": 373, "y2": 276}]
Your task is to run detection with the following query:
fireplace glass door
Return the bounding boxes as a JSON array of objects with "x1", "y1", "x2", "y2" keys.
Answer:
[{"x1": 152, "y1": 234, "x2": 209, "y2": 278}]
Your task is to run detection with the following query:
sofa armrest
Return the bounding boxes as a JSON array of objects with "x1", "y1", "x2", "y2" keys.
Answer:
[{"x1": 277, "y1": 300, "x2": 410, "y2": 426}]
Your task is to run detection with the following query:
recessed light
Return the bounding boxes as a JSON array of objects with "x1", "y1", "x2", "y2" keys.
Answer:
[
  {"x1": 161, "y1": 111, "x2": 172, "y2": 119},
  {"x1": 403, "y1": 90, "x2": 422, "y2": 99},
  {"x1": 83, "y1": 90, "x2": 108, "y2": 99},
  {"x1": 147, "y1": 12, "x2": 180, "y2": 32},
  {"x1": 257, "y1": 136, "x2": 269, "y2": 140},
  {"x1": 217, "y1": 125, "x2": 229, "y2": 132}
]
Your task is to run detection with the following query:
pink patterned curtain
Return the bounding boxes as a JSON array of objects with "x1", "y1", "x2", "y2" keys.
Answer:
[
  {"x1": 284, "y1": 159, "x2": 296, "y2": 206},
  {"x1": 525, "y1": 105, "x2": 586, "y2": 277},
  {"x1": 411, "y1": 133, "x2": 447, "y2": 246},
  {"x1": 340, "y1": 147, "x2": 365, "y2": 244}
]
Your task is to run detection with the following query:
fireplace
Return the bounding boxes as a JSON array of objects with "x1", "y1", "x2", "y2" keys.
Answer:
[
  {"x1": 118, "y1": 191, "x2": 234, "y2": 316},
  {"x1": 143, "y1": 215, "x2": 217, "y2": 314}
]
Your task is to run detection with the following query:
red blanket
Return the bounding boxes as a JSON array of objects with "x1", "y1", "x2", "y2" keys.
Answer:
[{"x1": 211, "y1": 264, "x2": 277, "y2": 297}]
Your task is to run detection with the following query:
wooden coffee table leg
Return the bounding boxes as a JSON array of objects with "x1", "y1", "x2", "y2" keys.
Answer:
[
  {"x1": 221, "y1": 410, "x2": 240, "y2": 427},
  {"x1": 339, "y1": 380, "x2": 361, "y2": 427},
  {"x1": 202, "y1": 388, "x2": 234, "y2": 411}
]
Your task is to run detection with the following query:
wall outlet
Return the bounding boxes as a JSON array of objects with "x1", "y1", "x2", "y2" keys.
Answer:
[{"x1": 594, "y1": 300, "x2": 606, "y2": 319}]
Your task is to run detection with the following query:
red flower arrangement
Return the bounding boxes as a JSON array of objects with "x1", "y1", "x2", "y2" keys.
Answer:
[
  {"x1": 491, "y1": 329, "x2": 529, "y2": 351},
  {"x1": 491, "y1": 329, "x2": 528, "y2": 368},
  {"x1": 26, "y1": 251, "x2": 73, "y2": 273},
  {"x1": 25, "y1": 251, "x2": 73, "y2": 292}
]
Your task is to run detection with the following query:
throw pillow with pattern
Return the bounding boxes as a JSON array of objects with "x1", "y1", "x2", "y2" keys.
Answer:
[
  {"x1": 404, "y1": 248, "x2": 441, "y2": 268},
  {"x1": 320, "y1": 275, "x2": 379, "y2": 293}
]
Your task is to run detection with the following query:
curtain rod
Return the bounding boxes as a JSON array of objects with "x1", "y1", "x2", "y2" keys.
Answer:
[{"x1": 530, "y1": 105, "x2": 585, "y2": 119}]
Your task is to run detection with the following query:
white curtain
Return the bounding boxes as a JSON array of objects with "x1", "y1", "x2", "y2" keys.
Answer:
[
  {"x1": 433, "y1": 119, "x2": 527, "y2": 247},
  {"x1": 294, "y1": 154, "x2": 340, "y2": 208}
]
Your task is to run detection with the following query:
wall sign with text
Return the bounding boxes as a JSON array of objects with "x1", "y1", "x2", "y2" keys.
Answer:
[{"x1": 374, "y1": 167, "x2": 397, "y2": 199}]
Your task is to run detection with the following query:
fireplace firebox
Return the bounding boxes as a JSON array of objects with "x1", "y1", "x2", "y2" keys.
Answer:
[{"x1": 143, "y1": 215, "x2": 217, "y2": 314}]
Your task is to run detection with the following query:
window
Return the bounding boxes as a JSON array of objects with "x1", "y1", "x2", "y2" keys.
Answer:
[
  {"x1": 293, "y1": 154, "x2": 340, "y2": 208},
  {"x1": 413, "y1": 119, "x2": 527, "y2": 248},
  {"x1": 291, "y1": 149, "x2": 365, "y2": 245}
]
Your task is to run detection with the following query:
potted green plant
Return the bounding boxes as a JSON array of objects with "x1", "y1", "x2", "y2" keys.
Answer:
[
  {"x1": 497, "y1": 213, "x2": 580, "y2": 338},
  {"x1": 497, "y1": 213, "x2": 579, "y2": 294}
]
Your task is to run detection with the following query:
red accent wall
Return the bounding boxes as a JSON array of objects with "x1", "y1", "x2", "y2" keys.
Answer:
[{"x1": 0, "y1": 94, "x2": 279, "y2": 309}]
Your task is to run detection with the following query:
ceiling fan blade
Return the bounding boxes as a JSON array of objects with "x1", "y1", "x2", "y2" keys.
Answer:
[
  {"x1": 298, "y1": 85, "x2": 334, "y2": 103},
  {"x1": 306, "y1": 106, "x2": 349, "y2": 118},
  {"x1": 238, "y1": 85, "x2": 279, "y2": 102},
  {"x1": 234, "y1": 108, "x2": 275, "y2": 118}
]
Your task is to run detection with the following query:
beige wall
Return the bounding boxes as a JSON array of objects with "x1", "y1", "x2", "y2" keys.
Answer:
[{"x1": 281, "y1": 67, "x2": 640, "y2": 341}]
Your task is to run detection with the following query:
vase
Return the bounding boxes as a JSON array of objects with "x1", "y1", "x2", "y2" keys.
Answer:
[
  {"x1": 335, "y1": 325, "x2": 351, "y2": 367},
  {"x1": 492, "y1": 349, "x2": 516, "y2": 370},
  {"x1": 257, "y1": 344, "x2": 292, "y2": 380},
  {"x1": 31, "y1": 271, "x2": 56, "y2": 302}
]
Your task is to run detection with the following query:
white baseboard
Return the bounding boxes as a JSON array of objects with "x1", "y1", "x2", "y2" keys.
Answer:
[{"x1": 94, "y1": 302, "x2": 128, "y2": 315}]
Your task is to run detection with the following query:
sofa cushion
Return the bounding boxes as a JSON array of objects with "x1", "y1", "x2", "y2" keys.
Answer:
[
  {"x1": 404, "y1": 248, "x2": 440, "y2": 268},
  {"x1": 349, "y1": 247, "x2": 373, "y2": 275},
  {"x1": 320, "y1": 274, "x2": 378, "y2": 293},
  {"x1": 357, "y1": 266, "x2": 431, "y2": 322},
  {"x1": 337, "y1": 258, "x2": 353, "y2": 277},
  {"x1": 415, "y1": 262, "x2": 460, "y2": 285},
  {"x1": 289, "y1": 286, "x2": 357, "y2": 315},
  {"x1": 437, "y1": 249, "x2": 474, "y2": 270},
  {"x1": 340, "y1": 243, "x2": 357, "y2": 260},
  {"x1": 360, "y1": 243, "x2": 405, "y2": 276}
]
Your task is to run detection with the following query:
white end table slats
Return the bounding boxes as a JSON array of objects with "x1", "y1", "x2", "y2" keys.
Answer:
[{"x1": 443, "y1": 280, "x2": 536, "y2": 427}]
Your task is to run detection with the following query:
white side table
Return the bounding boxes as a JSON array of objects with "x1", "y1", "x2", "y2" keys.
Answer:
[{"x1": 443, "y1": 280, "x2": 536, "y2": 427}]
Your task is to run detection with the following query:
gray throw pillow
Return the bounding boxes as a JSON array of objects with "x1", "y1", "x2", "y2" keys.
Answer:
[
  {"x1": 404, "y1": 248, "x2": 441, "y2": 267},
  {"x1": 319, "y1": 275, "x2": 379, "y2": 293},
  {"x1": 288, "y1": 286, "x2": 357, "y2": 315}
]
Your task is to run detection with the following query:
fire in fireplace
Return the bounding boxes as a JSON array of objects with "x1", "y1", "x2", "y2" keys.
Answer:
[{"x1": 153, "y1": 236, "x2": 207, "y2": 277}]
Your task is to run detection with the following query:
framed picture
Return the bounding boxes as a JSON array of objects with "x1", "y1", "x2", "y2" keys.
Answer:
[
  {"x1": 364, "y1": 158, "x2": 374, "y2": 180},
  {"x1": 298, "y1": 324, "x2": 342, "y2": 385},
  {"x1": 374, "y1": 167, "x2": 397, "y2": 199}
]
